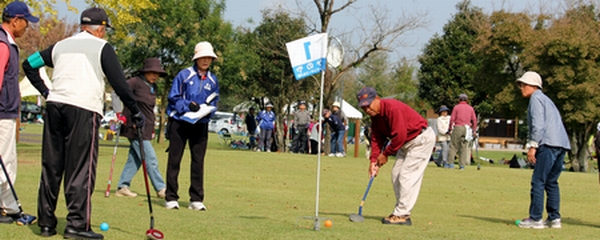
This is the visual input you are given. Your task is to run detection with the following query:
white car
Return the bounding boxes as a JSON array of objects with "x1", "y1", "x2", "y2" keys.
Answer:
[
  {"x1": 208, "y1": 111, "x2": 243, "y2": 134},
  {"x1": 100, "y1": 110, "x2": 116, "y2": 128}
]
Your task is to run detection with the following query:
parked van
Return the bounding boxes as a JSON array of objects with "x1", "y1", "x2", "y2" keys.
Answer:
[{"x1": 208, "y1": 111, "x2": 243, "y2": 134}]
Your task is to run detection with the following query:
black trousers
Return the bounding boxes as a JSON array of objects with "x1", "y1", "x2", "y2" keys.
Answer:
[
  {"x1": 38, "y1": 102, "x2": 100, "y2": 231},
  {"x1": 166, "y1": 120, "x2": 208, "y2": 202},
  {"x1": 292, "y1": 126, "x2": 308, "y2": 153}
]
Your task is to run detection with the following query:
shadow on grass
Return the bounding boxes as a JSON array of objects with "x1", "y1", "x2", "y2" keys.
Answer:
[
  {"x1": 25, "y1": 216, "x2": 139, "y2": 238},
  {"x1": 318, "y1": 211, "x2": 382, "y2": 221},
  {"x1": 458, "y1": 215, "x2": 600, "y2": 229}
]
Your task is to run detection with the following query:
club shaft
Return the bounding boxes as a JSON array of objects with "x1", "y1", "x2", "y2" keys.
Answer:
[
  {"x1": 138, "y1": 128, "x2": 155, "y2": 229},
  {"x1": 0, "y1": 156, "x2": 24, "y2": 214},
  {"x1": 105, "y1": 124, "x2": 121, "y2": 196}
]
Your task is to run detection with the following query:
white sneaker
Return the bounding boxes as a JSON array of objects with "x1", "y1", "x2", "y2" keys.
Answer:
[
  {"x1": 188, "y1": 201, "x2": 206, "y2": 211},
  {"x1": 328, "y1": 153, "x2": 335, "y2": 157},
  {"x1": 544, "y1": 218, "x2": 561, "y2": 229},
  {"x1": 518, "y1": 218, "x2": 544, "y2": 229},
  {"x1": 336, "y1": 153, "x2": 344, "y2": 157},
  {"x1": 267, "y1": 149, "x2": 271, "y2": 152},
  {"x1": 165, "y1": 201, "x2": 179, "y2": 209},
  {"x1": 115, "y1": 187, "x2": 137, "y2": 197},
  {"x1": 156, "y1": 188, "x2": 166, "y2": 199}
]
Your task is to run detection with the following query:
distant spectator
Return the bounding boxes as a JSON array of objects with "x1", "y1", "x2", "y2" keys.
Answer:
[
  {"x1": 245, "y1": 107, "x2": 257, "y2": 150},
  {"x1": 448, "y1": 93, "x2": 477, "y2": 170},
  {"x1": 256, "y1": 103, "x2": 276, "y2": 152},
  {"x1": 436, "y1": 105, "x2": 451, "y2": 168},
  {"x1": 322, "y1": 108, "x2": 345, "y2": 157},
  {"x1": 292, "y1": 101, "x2": 311, "y2": 153}
]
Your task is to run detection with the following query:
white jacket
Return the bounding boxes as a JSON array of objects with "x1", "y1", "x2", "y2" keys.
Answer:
[{"x1": 437, "y1": 115, "x2": 451, "y2": 142}]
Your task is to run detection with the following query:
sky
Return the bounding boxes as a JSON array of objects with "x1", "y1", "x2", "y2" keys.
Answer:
[{"x1": 58, "y1": 0, "x2": 560, "y2": 62}]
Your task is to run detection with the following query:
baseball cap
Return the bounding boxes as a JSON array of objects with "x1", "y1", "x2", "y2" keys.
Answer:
[
  {"x1": 516, "y1": 71, "x2": 543, "y2": 89},
  {"x1": 80, "y1": 7, "x2": 112, "y2": 28},
  {"x1": 356, "y1": 87, "x2": 377, "y2": 107},
  {"x1": 3, "y1": 1, "x2": 39, "y2": 23}
]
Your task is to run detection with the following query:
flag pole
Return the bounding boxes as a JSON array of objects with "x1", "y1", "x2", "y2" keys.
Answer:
[{"x1": 313, "y1": 68, "x2": 325, "y2": 230}]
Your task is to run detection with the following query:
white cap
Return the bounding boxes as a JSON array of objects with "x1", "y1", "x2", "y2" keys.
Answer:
[
  {"x1": 192, "y1": 41, "x2": 218, "y2": 61},
  {"x1": 332, "y1": 101, "x2": 340, "y2": 108},
  {"x1": 516, "y1": 71, "x2": 543, "y2": 89}
]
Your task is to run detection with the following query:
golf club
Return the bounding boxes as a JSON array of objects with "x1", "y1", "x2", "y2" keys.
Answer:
[
  {"x1": 349, "y1": 176, "x2": 375, "y2": 223},
  {"x1": 138, "y1": 128, "x2": 164, "y2": 240},
  {"x1": 0, "y1": 155, "x2": 37, "y2": 225},
  {"x1": 105, "y1": 122, "x2": 121, "y2": 197}
]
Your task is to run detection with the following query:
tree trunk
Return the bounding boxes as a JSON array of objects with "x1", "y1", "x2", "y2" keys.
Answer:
[{"x1": 569, "y1": 131, "x2": 589, "y2": 172}]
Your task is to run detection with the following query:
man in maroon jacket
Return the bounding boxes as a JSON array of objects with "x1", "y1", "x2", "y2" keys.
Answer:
[
  {"x1": 357, "y1": 87, "x2": 436, "y2": 226},
  {"x1": 447, "y1": 93, "x2": 477, "y2": 170}
]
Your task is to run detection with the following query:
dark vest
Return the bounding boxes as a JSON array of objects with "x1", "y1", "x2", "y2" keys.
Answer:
[{"x1": 0, "y1": 26, "x2": 20, "y2": 119}]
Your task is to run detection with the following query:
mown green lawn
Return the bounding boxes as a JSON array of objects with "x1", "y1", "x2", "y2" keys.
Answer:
[{"x1": 1, "y1": 123, "x2": 599, "y2": 239}]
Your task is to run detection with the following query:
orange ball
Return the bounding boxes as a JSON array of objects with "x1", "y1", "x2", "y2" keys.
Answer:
[{"x1": 324, "y1": 219, "x2": 333, "y2": 228}]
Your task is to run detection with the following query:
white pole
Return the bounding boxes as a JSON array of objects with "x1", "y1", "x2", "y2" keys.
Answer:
[{"x1": 314, "y1": 69, "x2": 325, "y2": 230}]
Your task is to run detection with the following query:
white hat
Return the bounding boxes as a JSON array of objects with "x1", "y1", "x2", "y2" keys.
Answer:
[
  {"x1": 192, "y1": 41, "x2": 218, "y2": 61},
  {"x1": 266, "y1": 103, "x2": 273, "y2": 108},
  {"x1": 332, "y1": 101, "x2": 341, "y2": 108},
  {"x1": 516, "y1": 71, "x2": 543, "y2": 89}
]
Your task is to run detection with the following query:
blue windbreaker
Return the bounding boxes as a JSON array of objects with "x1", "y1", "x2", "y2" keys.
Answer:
[
  {"x1": 167, "y1": 65, "x2": 219, "y2": 124},
  {"x1": 256, "y1": 110, "x2": 276, "y2": 130}
]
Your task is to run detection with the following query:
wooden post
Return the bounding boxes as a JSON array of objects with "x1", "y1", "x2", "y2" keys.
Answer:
[
  {"x1": 16, "y1": 118, "x2": 20, "y2": 142},
  {"x1": 354, "y1": 119, "x2": 360, "y2": 158}
]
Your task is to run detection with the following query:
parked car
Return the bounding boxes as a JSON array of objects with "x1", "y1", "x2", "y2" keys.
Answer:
[
  {"x1": 100, "y1": 110, "x2": 116, "y2": 128},
  {"x1": 208, "y1": 111, "x2": 243, "y2": 134},
  {"x1": 21, "y1": 101, "x2": 43, "y2": 123}
]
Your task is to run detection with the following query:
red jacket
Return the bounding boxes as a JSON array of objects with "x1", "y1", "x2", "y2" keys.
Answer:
[{"x1": 369, "y1": 99, "x2": 428, "y2": 163}]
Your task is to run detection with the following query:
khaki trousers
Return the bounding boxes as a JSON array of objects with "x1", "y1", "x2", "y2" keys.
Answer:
[
  {"x1": 0, "y1": 119, "x2": 18, "y2": 214},
  {"x1": 448, "y1": 125, "x2": 471, "y2": 167},
  {"x1": 391, "y1": 127, "x2": 436, "y2": 216}
]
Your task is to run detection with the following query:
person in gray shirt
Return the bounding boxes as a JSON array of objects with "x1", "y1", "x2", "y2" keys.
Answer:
[
  {"x1": 292, "y1": 101, "x2": 311, "y2": 153},
  {"x1": 515, "y1": 71, "x2": 570, "y2": 230}
]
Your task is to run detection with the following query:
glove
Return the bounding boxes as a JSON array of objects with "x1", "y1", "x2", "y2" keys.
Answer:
[
  {"x1": 116, "y1": 113, "x2": 127, "y2": 124},
  {"x1": 189, "y1": 102, "x2": 200, "y2": 112},
  {"x1": 42, "y1": 90, "x2": 49, "y2": 99},
  {"x1": 132, "y1": 112, "x2": 145, "y2": 129}
]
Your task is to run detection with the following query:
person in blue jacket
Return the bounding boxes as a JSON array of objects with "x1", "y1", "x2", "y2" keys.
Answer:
[
  {"x1": 164, "y1": 41, "x2": 219, "y2": 211},
  {"x1": 256, "y1": 103, "x2": 276, "y2": 152},
  {"x1": 322, "y1": 108, "x2": 346, "y2": 157}
]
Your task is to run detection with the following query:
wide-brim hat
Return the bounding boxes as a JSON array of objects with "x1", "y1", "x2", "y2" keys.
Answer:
[
  {"x1": 516, "y1": 71, "x2": 543, "y2": 89},
  {"x1": 266, "y1": 103, "x2": 273, "y2": 108},
  {"x1": 139, "y1": 58, "x2": 167, "y2": 77},
  {"x1": 192, "y1": 41, "x2": 218, "y2": 61},
  {"x1": 438, "y1": 105, "x2": 450, "y2": 113}
]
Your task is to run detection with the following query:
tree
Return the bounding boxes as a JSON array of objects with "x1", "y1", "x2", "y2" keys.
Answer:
[
  {"x1": 305, "y1": 0, "x2": 425, "y2": 108},
  {"x1": 531, "y1": 4, "x2": 600, "y2": 172},
  {"x1": 110, "y1": 0, "x2": 233, "y2": 143},
  {"x1": 418, "y1": 0, "x2": 486, "y2": 117},
  {"x1": 243, "y1": 9, "x2": 312, "y2": 152}
]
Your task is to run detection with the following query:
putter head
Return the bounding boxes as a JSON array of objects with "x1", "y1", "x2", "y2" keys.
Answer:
[
  {"x1": 146, "y1": 229, "x2": 164, "y2": 240},
  {"x1": 16, "y1": 214, "x2": 37, "y2": 226},
  {"x1": 349, "y1": 214, "x2": 364, "y2": 223}
]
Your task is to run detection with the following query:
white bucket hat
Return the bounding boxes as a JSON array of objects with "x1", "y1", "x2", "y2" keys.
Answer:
[
  {"x1": 516, "y1": 71, "x2": 543, "y2": 89},
  {"x1": 332, "y1": 101, "x2": 341, "y2": 108},
  {"x1": 192, "y1": 41, "x2": 218, "y2": 61}
]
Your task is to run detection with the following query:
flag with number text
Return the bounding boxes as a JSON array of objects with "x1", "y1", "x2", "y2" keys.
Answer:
[{"x1": 285, "y1": 33, "x2": 328, "y2": 80}]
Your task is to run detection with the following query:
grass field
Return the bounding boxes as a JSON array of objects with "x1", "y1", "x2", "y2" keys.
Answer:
[{"x1": 1, "y1": 123, "x2": 600, "y2": 239}]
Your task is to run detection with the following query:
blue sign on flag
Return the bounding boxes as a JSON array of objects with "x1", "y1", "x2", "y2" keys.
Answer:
[{"x1": 286, "y1": 33, "x2": 328, "y2": 80}]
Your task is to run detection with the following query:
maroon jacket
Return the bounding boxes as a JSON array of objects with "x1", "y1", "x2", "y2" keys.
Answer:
[{"x1": 369, "y1": 99, "x2": 428, "y2": 163}]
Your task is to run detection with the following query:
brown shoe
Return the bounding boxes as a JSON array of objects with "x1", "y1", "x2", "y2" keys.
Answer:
[
  {"x1": 156, "y1": 188, "x2": 166, "y2": 199},
  {"x1": 115, "y1": 187, "x2": 137, "y2": 197},
  {"x1": 382, "y1": 214, "x2": 412, "y2": 225}
]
